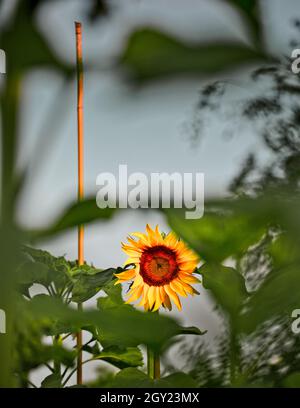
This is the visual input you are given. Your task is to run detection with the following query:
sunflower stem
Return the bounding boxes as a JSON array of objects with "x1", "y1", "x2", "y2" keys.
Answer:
[{"x1": 147, "y1": 346, "x2": 160, "y2": 380}]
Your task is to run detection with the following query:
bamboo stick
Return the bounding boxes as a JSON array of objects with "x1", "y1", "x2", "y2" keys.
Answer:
[{"x1": 75, "y1": 21, "x2": 84, "y2": 386}]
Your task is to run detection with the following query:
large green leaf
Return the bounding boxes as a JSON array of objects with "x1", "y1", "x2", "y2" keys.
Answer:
[
  {"x1": 30, "y1": 198, "x2": 116, "y2": 239},
  {"x1": 120, "y1": 28, "x2": 269, "y2": 83},
  {"x1": 111, "y1": 368, "x2": 152, "y2": 388},
  {"x1": 164, "y1": 208, "x2": 265, "y2": 262},
  {"x1": 239, "y1": 264, "x2": 300, "y2": 333},
  {"x1": 111, "y1": 368, "x2": 197, "y2": 388},
  {"x1": 283, "y1": 372, "x2": 300, "y2": 388},
  {"x1": 156, "y1": 372, "x2": 198, "y2": 388},
  {"x1": 97, "y1": 282, "x2": 206, "y2": 344},
  {"x1": 199, "y1": 263, "x2": 248, "y2": 321},
  {"x1": 27, "y1": 295, "x2": 186, "y2": 351},
  {"x1": 94, "y1": 346, "x2": 143, "y2": 369}
]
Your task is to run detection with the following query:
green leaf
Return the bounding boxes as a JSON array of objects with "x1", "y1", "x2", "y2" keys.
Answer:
[
  {"x1": 111, "y1": 368, "x2": 197, "y2": 388},
  {"x1": 155, "y1": 372, "x2": 198, "y2": 388},
  {"x1": 111, "y1": 368, "x2": 152, "y2": 388},
  {"x1": 120, "y1": 28, "x2": 269, "y2": 83},
  {"x1": 283, "y1": 372, "x2": 300, "y2": 388},
  {"x1": 240, "y1": 264, "x2": 300, "y2": 333},
  {"x1": 98, "y1": 281, "x2": 125, "y2": 310},
  {"x1": 27, "y1": 295, "x2": 185, "y2": 351},
  {"x1": 199, "y1": 263, "x2": 248, "y2": 320},
  {"x1": 94, "y1": 346, "x2": 143, "y2": 369},
  {"x1": 0, "y1": 2, "x2": 72, "y2": 73},
  {"x1": 41, "y1": 373, "x2": 62, "y2": 388},
  {"x1": 164, "y1": 208, "x2": 265, "y2": 262},
  {"x1": 18, "y1": 260, "x2": 50, "y2": 297},
  {"x1": 71, "y1": 267, "x2": 116, "y2": 303},
  {"x1": 20, "y1": 245, "x2": 119, "y2": 302},
  {"x1": 30, "y1": 198, "x2": 116, "y2": 239},
  {"x1": 20, "y1": 246, "x2": 72, "y2": 292}
]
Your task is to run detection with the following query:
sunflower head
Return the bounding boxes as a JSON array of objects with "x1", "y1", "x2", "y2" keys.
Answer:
[{"x1": 115, "y1": 224, "x2": 200, "y2": 311}]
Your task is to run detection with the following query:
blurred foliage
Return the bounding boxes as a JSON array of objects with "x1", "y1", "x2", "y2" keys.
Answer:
[
  {"x1": 119, "y1": 28, "x2": 268, "y2": 83},
  {"x1": 109, "y1": 367, "x2": 197, "y2": 388},
  {"x1": 1, "y1": 0, "x2": 300, "y2": 389},
  {"x1": 118, "y1": 0, "x2": 273, "y2": 83}
]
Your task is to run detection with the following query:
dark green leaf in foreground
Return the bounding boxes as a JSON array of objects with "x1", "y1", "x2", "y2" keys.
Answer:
[
  {"x1": 111, "y1": 368, "x2": 197, "y2": 388},
  {"x1": 239, "y1": 264, "x2": 300, "y2": 333},
  {"x1": 111, "y1": 368, "x2": 152, "y2": 388},
  {"x1": 27, "y1": 295, "x2": 190, "y2": 351},
  {"x1": 30, "y1": 198, "x2": 116, "y2": 239},
  {"x1": 282, "y1": 372, "x2": 300, "y2": 388},
  {"x1": 120, "y1": 28, "x2": 269, "y2": 83},
  {"x1": 156, "y1": 372, "x2": 198, "y2": 388},
  {"x1": 199, "y1": 263, "x2": 248, "y2": 320},
  {"x1": 164, "y1": 208, "x2": 265, "y2": 262}
]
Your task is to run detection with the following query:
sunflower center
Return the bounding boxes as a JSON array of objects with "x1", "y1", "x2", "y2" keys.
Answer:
[{"x1": 140, "y1": 245, "x2": 178, "y2": 286}]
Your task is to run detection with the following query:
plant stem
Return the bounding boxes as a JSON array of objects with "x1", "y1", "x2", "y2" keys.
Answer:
[
  {"x1": 147, "y1": 346, "x2": 160, "y2": 380},
  {"x1": 62, "y1": 357, "x2": 94, "y2": 387},
  {"x1": 53, "y1": 335, "x2": 61, "y2": 375},
  {"x1": 147, "y1": 310, "x2": 160, "y2": 380}
]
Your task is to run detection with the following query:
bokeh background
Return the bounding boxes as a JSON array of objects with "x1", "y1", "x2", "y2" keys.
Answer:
[{"x1": 1, "y1": 0, "x2": 299, "y2": 386}]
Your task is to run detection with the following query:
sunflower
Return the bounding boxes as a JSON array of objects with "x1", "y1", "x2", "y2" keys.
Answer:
[{"x1": 115, "y1": 224, "x2": 200, "y2": 311}]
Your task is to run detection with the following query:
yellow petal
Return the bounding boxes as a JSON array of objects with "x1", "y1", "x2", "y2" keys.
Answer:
[
  {"x1": 125, "y1": 285, "x2": 143, "y2": 303},
  {"x1": 152, "y1": 287, "x2": 163, "y2": 311},
  {"x1": 179, "y1": 273, "x2": 201, "y2": 284},
  {"x1": 124, "y1": 257, "x2": 140, "y2": 265},
  {"x1": 131, "y1": 232, "x2": 151, "y2": 246},
  {"x1": 169, "y1": 280, "x2": 187, "y2": 297},
  {"x1": 138, "y1": 284, "x2": 149, "y2": 306},
  {"x1": 126, "y1": 236, "x2": 145, "y2": 249},
  {"x1": 122, "y1": 245, "x2": 142, "y2": 257},
  {"x1": 164, "y1": 285, "x2": 182, "y2": 311},
  {"x1": 114, "y1": 269, "x2": 136, "y2": 281},
  {"x1": 176, "y1": 279, "x2": 196, "y2": 295},
  {"x1": 159, "y1": 287, "x2": 172, "y2": 311},
  {"x1": 147, "y1": 285, "x2": 157, "y2": 309},
  {"x1": 131, "y1": 273, "x2": 143, "y2": 289},
  {"x1": 164, "y1": 231, "x2": 178, "y2": 247}
]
